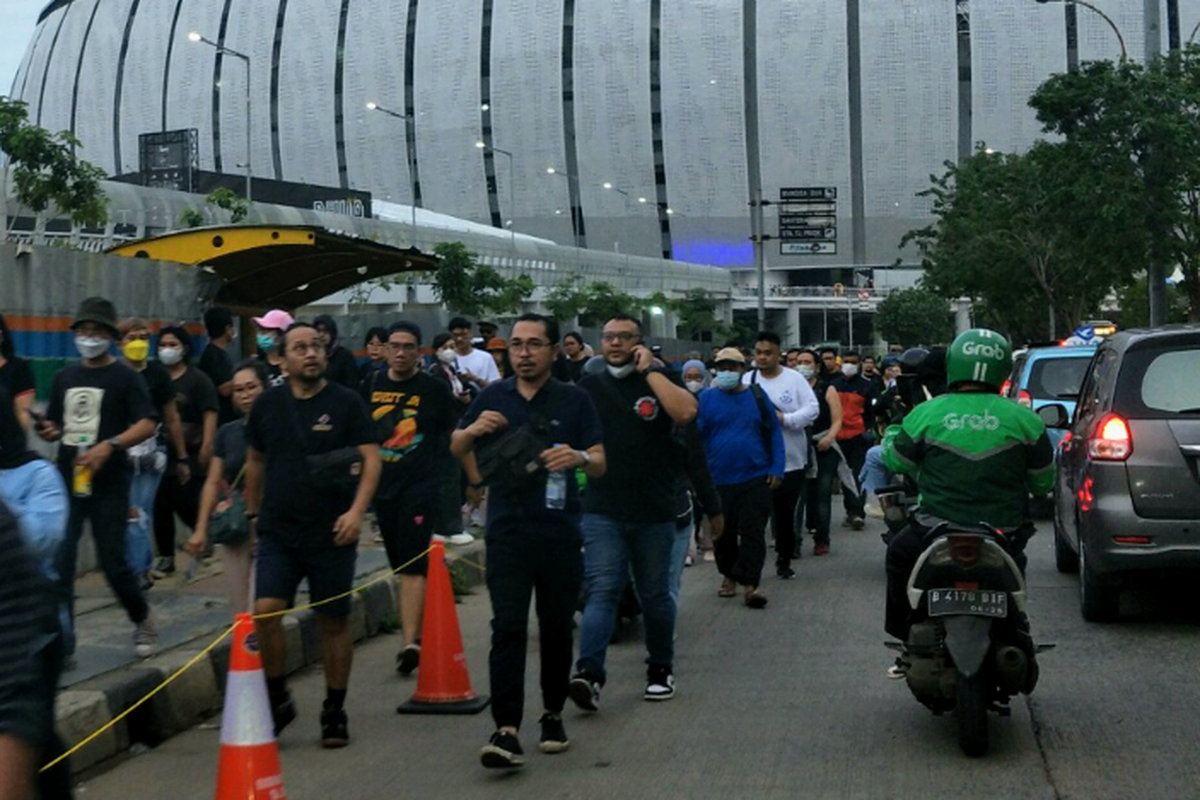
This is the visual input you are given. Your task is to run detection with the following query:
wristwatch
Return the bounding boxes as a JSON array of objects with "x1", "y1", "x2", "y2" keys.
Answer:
[
  {"x1": 468, "y1": 480, "x2": 484, "y2": 489},
  {"x1": 577, "y1": 450, "x2": 591, "y2": 467},
  {"x1": 106, "y1": 437, "x2": 124, "y2": 451}
]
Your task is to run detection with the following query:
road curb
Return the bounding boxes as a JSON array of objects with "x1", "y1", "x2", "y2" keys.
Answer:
[{"x1": 59, "y1": 539, "x2": 486, "y2": 777}]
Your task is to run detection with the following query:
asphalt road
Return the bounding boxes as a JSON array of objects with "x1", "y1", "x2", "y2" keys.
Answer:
[{"x1": 75, "y1": 517, "x2": 1200, "y2": 799}]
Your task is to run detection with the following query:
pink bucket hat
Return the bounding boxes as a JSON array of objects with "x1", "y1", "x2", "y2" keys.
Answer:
[{"x1": 252, "y1": 309, "x2": 295, "y2": 331}]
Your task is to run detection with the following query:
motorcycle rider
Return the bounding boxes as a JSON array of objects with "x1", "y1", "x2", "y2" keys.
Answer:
[{"x1": 879, "y1": 330, "x2": 1054, "y2": 677}]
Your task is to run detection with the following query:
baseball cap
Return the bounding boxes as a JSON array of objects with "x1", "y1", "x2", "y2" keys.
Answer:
[
  {"x1": 252, "y1": 309, "x2": 295, "y2": 331},
  {"x1": 714, "y1": 347, "x2": 745, "y2": 365}
]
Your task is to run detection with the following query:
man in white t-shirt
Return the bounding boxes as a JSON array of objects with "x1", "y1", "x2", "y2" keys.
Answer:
[
  {"x1": 742, "y1": 331, "x2": 819, "y2": 579},
  {"x1": 448, "y1": 317, "x2": 501, "y2": 391}
]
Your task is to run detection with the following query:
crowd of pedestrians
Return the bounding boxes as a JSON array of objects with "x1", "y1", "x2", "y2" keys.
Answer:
[{"x1": 0, "y1": 294, "x2": 904, "y2": 785}]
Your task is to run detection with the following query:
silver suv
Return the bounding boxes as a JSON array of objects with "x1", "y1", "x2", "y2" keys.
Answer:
[{"x1": 1043, "y1": 327, "x2": 1200, "y2": 621}]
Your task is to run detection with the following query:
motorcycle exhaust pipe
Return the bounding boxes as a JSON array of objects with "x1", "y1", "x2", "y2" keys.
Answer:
[{"x1": 995, "y1": 646, "x2": 1028, "y2": 695}]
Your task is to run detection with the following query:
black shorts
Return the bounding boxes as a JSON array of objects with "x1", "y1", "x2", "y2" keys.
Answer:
[
  {"x1": 375, "y1": 493, "x2": 436, "y2": 576},
  {"x1": 255, "y1": 533, "x2": 357, "y2": 618}
]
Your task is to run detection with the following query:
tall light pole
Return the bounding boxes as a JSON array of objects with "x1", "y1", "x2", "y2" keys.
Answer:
[
  {"x1": 476, "y1": 141, "x2": 515, "y2": 248},
  {"x1": 188, "y1": 31, "x2": 252, "y2": 203},
  {"x1": 1035, "y1": 0, "x2": 1127, "y2": 60},
  {"x1": 366, "y1": 101, "x2": 418, "y2": 233}
]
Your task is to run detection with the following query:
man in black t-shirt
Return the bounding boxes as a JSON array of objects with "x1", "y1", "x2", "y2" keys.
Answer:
[
  {"x1": 314, "y1": 315, "x2": 361, "y2": 390},
  {"x1": 35, "y1": 297, "x2": 159, "y2": 660},
  {"x1": 245, "y1": 322, "x2": 380, "y2": 749},
  {"x1": 198, "y1": 307, "x2": 238, "y2": 425},
  {"x1": 362, "y1": 321, "x2": 456, "y2": 677},
  {"x1": 570, "y1": 314, "x2": 698, "y2": 710},
  {"x1": 452, "y1": 314, "x2": 605, "y2": 769}
]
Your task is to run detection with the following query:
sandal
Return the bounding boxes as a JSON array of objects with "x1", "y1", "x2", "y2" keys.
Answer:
[{"x1": 717, "y1": 579, "x2": 736, "y2": 598}]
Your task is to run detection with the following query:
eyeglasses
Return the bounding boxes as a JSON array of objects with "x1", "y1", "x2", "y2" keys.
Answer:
[
  {"x1": 601, "y1": 332, "x2": 639, "y2": 344},
  {"x1": 386, "y1": 342, "x2": 419, "y2": 353},
  {"x1": 509, "y1": 339, "x2": 550, "y2": 353}
]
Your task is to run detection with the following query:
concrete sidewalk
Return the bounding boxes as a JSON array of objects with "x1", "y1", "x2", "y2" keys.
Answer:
[{"x1": 55, "y1": 533, "x2": 487, "y2": 775}]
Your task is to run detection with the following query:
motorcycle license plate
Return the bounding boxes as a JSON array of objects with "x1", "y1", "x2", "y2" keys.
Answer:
[{"x1": 927, "y1": 589, "x2": 1008, "y2": 619}]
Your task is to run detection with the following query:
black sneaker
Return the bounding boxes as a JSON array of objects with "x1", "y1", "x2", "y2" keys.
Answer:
[
  {"x1": 644, "y1": 665, "x2": 676, "y2": 702},
  {"x1": 396, "y1": 643, "x2": 421, "y2": 676},
  {"x1": 887, "y1": 656, "x2": 911, "y2": 680},
  {"x1": 568, "y1": 673, "x2": 601, "y2": 712},
  {"x1": 271, "y1": 691, "x2": 297, "y2": 737},
  {"x1": 776, "y1": 564, "x2": 796, "y2": 580},
  {"x1": 320, "y1": 706, "x2": 349, "y2": 748},
  {"x1": 480, "y1": 730, "x2": 525, "y2": 768},
  {"x1": 538, "y1": 713, "x2": 570, "y2": 754}
]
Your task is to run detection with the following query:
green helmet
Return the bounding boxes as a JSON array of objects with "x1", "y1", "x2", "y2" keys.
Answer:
[{"x1": 946, "y1": 329, "x2": 1012, "y2": 390}]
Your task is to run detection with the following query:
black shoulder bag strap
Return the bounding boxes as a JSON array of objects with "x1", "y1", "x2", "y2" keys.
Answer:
[{"x1": 749, "y1": 383, "x2": 774, "y2": 455}]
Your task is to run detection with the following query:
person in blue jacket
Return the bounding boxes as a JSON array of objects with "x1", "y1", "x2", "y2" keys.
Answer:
[{"x1": 694, "y1": 347, "x2": 785, "y2": 609}]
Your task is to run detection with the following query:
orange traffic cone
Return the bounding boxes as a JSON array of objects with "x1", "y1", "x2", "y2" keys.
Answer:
[
  {"x1": 397, "y1": 541, "x2": 490, "y2": 715},
  {"x1": 215, "y1": 614, "x2": 288, "y2": 799}
]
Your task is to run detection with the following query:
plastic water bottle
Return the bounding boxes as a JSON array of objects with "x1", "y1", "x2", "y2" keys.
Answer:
[{"x1": 545, "y1": 445, "x2": 568, "y2": 510}]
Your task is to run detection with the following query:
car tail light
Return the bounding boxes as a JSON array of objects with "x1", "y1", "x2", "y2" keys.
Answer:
[
  {"x1": 1059, "y1": 431, "x2": 1073, "y2": 449},
  {"x1": 1000, "y1": 379, "x2": 1012, "y2": 396},
  {"x1": 1017, "y1": 389, "x2": 1032, "y2": 408},
  {"x1": 1088, "y1": 414, "x2": 1133, "y2": 461},
  {"x1": 947, "y1": 535, "x2": 982, "y2": 568},
  {"x1": 1113, "y1": 535, "x2": 1153, "y2": 545}
]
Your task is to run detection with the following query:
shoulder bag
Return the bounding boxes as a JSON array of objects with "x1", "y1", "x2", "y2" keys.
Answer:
[
  {"x1": 209, "y1": 463, "x2": 251, "y2": 546},
  {"x1": 286, "y1": 391, "x2": 364, "y2": 489}
]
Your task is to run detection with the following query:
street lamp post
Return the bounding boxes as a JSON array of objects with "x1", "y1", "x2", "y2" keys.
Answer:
[
  {"x1": 477, "y1": 141, "x2": 515, "y2": 248},
  {"x1": 188, "y1": 32, "x2": 252, "y2": 202},
  {"x1": 1035, "y1": 0, "x2": 1127, "y2": 60},
  {"x1": 366, "y1": 101, "x2": 418, "y2": 233}
]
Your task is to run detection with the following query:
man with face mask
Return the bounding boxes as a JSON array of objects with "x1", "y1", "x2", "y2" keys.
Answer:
[
  {"x1": 831, "y1": 350, "x2": 876, "y2": 529},
  {"x1": 695, "y1": 348, "x2": 785, "y2": 608},
  {"x1": 35, "y1": 297, "x2": 159, "y2": 660},
  {"x1": 570, "y1": 314, "x2": 697, "y2": 711}
]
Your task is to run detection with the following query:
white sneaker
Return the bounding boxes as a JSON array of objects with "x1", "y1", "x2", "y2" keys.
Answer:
[
  {"x1": 431, "y1": 534, "x2": 448, "y2": 543},
  {"x1": 134, "y1": 612, "x2": 158, "y2": 658},
  {"x1": 448, "y1": 532, "x2": 475, "y2": 546},
  {"x1": 469, "y1": 509, "x2": 486, "y2": 528}
]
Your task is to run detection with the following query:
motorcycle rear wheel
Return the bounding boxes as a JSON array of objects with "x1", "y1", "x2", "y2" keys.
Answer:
[{"x1": 956, "y1": 670, "x2": 989, "y2": 757}]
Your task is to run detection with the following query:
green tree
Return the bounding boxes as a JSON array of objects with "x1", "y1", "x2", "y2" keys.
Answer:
[
  {"x1": 178, "y1": 208, "x2": 205, "y2": 228},
  {"x1": 0, "y1": 96, "x2": 108, "y2": 228},
  {"x1": 544, "y1": 275, "x2": 588, "y2": 321},
  {"x1": 578, "y1": 281, "x2": 642, "y2": 326},
  {"x1": 875, "y1": 286, "x2": 955, "y2": 347},
  {"x1": 205, "y1": 187, "x2": 250, "y2": 223},
  {"x1": 429, "y1": 241, "x2": 533, "y2": 317},
  {"x1": 904, "y1": 142, "x2": 1139, "y2": 342},
  {"x1": 1111, "y1": 274, "x2": 1190, "y2": 329},
  {"x1": 1029, "y1": 51, "x2": 1200, "y2": 321},
  {"x1": 666, "y1": 288, "x2": 727, "y2": 341}
]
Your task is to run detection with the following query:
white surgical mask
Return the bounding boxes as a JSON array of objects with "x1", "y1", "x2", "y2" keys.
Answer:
[
  {"x1": 797, "y1": 365, "x2": 815, "y2": 379},
  {"x1": 607, "y1": 361, "x2": 636, "y2": 380},
  {"x1": 714, "y1": 371, "x2": 741, "y2": 390},
  {"x1": 159, "y1": 348, "x2": 184, "y2": 366},
  {"x1": 841, "y1": 363, "x2": 859, "y2": 378},
  {"x1": 437, "y1": 349, "x2": 457, "y2": 365},
  {"x1": 75, "y1": 336, "x2": 110, "y2": 360},
  {"x1": 685, "y1": 380, "x2": 705, "y2": 394}
]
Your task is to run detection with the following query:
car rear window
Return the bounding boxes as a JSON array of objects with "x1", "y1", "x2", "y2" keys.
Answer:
[
  {"x1": 1025, "y1": 356, "x2": 1091, "y2": 401},
  {"x1": 1115, "y1": 342, "x2": 1200, "y2": 418}
]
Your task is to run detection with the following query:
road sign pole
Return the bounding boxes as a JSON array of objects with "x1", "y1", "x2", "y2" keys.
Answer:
[{"x1": 848, "y1": 297, "x2": 854, "y2": 349}]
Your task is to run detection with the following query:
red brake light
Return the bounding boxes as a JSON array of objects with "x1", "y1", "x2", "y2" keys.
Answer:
[
  {"x1": 1088, "y1": 414, "x2": 1132, "y2": 461},
  {"x1": 1000, "y1": 379, "x2": 1012, "y2": 396},
  {"x1": 947, "y1": 535, "x2": 982, "y2": 568},
  {"x1": 1018, "y1": 389, "x2": 1032, "y2": 408},
  {"x1": 1113, "y1": 535, "x2": 1152, "y2": 545}
]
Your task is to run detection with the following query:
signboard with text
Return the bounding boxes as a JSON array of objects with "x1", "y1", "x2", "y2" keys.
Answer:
[{"x1": 779, "y1": 186, "x2": 837, "y2": 255}]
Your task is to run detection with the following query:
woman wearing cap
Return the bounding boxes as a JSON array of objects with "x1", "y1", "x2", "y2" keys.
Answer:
[
  {"x1": 486, "y1": 338, "x2": 512, "y2": 380},
  {"x1": 252, "y1": 309, "x2": 294, "y2": 388}
]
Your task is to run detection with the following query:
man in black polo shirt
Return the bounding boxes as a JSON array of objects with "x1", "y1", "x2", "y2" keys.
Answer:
[
  {"x1": 452, "y1": 313, "x2": 605, "y2": 770},
  {"x1": 570, "y1": 314, "x2": 697, "y2": 710},
  {"x1": 362, "y1": 321, "x2": 456, "y2": 676},
  {"x1": 198, "y1": 307, "x2": 238, "y2": 424},
  {"x1": 245, "y1": 322, "x2": 381, "y2": 749}
]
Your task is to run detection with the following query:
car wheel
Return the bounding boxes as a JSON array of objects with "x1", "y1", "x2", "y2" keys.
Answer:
[
  {"x1": 1079, "y1": 539, "x2": 1119, "y2": 622},
  {"x1": 1053, "y1": 506, "x2": 1078, "y2": 574}
]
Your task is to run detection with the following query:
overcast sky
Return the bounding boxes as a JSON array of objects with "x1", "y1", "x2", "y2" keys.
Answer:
[{"x1": 2, "y1": 1, "x2": 44, "y2": 98}]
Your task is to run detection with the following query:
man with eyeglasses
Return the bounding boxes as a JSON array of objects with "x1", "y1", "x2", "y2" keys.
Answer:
[
  {"x1": 452, "y1": 313, "x2": 605, "y2": 769},
  {"x1": 362, "y1": 322, "x2": 457, "y2": 678},
  {"x1": 570, "y1": 313, "x2": 698, "y2": 711}
]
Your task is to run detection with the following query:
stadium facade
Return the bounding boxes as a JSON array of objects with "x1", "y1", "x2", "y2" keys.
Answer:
[{"x1": 9, "y1": 0, "x2": 1187, "y2": 269}]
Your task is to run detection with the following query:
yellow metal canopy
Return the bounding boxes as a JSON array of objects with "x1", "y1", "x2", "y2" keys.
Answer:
[{"x1": 106, "y1": 225, "x2": 436, "y2": 312}]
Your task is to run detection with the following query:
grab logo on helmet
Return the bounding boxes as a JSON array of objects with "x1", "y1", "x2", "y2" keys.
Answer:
[{"x1": 961, "y1": 341, "x2": 1008, "y2": 360}]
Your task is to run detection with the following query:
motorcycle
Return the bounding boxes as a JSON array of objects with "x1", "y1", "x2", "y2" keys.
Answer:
[{"x1": 885, "y1": 522, "x2": 1053, "y2": 757}]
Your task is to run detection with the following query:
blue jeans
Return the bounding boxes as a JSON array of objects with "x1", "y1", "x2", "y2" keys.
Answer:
[
  {"x1": 668, "y1": 518, "x2": 694, "y2": 614},
  {"x1": 576, "y1": 515, "x2": 676, "y2": 683},
  {"x1": 126, "y1": 467, "x2": 164, "y2": 578},
  {"x1": 859, "y1": 445, "x2": 892, "y2": 499}
]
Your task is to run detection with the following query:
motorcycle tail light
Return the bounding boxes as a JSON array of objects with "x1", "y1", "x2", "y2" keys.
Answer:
[{"x1": 1088, "y1": 414, "x2": 1132, "y2": 461}]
